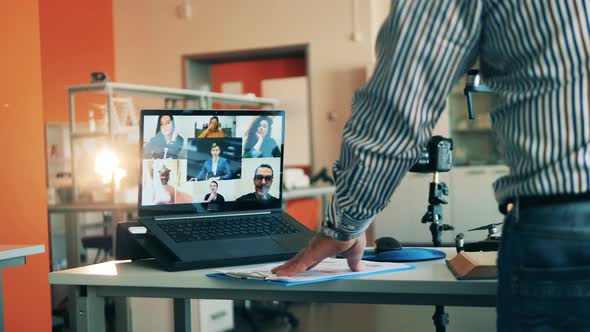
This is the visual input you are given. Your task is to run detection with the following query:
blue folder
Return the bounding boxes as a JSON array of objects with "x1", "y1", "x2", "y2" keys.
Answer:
[{"x1": 207, "y1": 264, "x2": 415, "y2": 287}]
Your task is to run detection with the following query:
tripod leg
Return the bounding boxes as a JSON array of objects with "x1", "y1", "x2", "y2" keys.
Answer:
[{"x1": 432, "y1": 305, "x2": 449, "y2": 332}]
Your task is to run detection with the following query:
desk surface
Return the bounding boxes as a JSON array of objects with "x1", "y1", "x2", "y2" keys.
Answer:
[
  {"x1": 48, "y1": 248, "x2": 497, "y2": 307},
  {"x1": 0, "y1": 245, "x2": 45, "y2": 261}
]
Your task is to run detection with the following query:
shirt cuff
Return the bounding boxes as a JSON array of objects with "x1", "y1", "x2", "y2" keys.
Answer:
[
  {"x1": 321, "y1": 199, "x2": 373, "y2": 241},
  {"x1": 320, "y1": 223, "x2": 365, "y2": 241}
]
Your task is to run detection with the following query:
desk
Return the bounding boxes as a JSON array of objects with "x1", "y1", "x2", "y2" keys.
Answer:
[
  {"x1": 0, "y1": 245, "x2": 45, "y2": 332},
  {"x1": 48, "y1": 204, "x2": 137, "y2": 332},
  {"x1": 48, "y1": 248, "x2": 496, "y2": 332}
]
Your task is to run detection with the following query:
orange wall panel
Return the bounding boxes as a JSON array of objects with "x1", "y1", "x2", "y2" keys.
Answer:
[
  {"x1": 0, "y1": 1, "x2": 51, "y2": 331},
  {"x1": 39, "y1": 0, "x2": 116, "y2": 123},
  {"x1": 286, "y1": 199, "x2": 321, "y2": 231}
]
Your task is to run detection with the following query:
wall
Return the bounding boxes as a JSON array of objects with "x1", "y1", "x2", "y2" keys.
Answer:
[
  {"x1": 210, "y1": 57, "x2": 319, "y2": 227},
  {"x1": 0, "y1": 1, "x2": 51, "y2": 331},
  {"x1": 39, "y1": 0, "x2": 116, "y2": 123},
  {"x1": 210, "y1": 57, "x2": 306, "y2": 97},
  {"x1": 113, "y1": 0, "x2": 387, "y2": 172}
]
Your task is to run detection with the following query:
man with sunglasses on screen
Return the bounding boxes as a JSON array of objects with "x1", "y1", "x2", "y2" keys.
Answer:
[{"x1": 237, "y1": 164, "x2": 278, "y2": 202}]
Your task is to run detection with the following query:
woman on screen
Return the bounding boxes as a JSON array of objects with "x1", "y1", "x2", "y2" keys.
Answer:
[
  {"x1": 198, "y1": 116, "x2": 225, "y2": 138},
  {"x1": 144, "y1": 114, "x2": 184, "y2": 159},
  {"x1": 243, "y1": 116, "x2": 281, "y2": 158}
]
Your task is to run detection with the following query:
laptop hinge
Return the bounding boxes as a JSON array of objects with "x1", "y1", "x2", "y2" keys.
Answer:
[{"x1": 154, "y1": 210, "x2": 271, "y2": 221}]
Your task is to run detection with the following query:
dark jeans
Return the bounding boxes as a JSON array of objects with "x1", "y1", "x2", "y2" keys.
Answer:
[{"x1": 497, "y1": 199, "x2": 590, "y2": 331}]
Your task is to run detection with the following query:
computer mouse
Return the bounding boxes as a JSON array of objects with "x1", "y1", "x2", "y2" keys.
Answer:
[{"x1": 374, "y1": 236, "x2": 402, "y2": 252}]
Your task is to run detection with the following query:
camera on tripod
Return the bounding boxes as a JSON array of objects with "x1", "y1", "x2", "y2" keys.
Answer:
[
  {"x1": 409, "y1": 136, "x2": 453, "y2": 174},
  {"x1": 408, "y1": 135, "x2": 454, "y2": 247}
]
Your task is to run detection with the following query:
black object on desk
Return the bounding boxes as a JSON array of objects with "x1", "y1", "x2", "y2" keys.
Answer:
[
  {"x1": 455, "y1": 222, "x2": 502, "y2": 253},
  {"x1": 115, "y1": 222, "x2": 152, "y2": 261}
]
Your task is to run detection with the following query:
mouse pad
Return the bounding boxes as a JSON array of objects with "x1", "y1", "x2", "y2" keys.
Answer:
[{"x1": 361, "y1": 248, "x2": 446, "y2": 262}]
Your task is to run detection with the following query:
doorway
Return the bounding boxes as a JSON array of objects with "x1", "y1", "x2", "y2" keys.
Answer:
[
  {"x1": 183, "y1": 45, "x2": 319, "y2": 230},
  {"x1": 183, "y1": 44, "x2": 312, "y2": 170}
]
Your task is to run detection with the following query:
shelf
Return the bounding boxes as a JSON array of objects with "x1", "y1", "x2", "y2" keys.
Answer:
[
  {"x1": 67, "y1": 82, "x2": 279, "y2": 107},
  {"x1": 70, "y1": 132, "x2": 112, "y2": 139},
  {"x1": 70, "y1": 131, "x2": 138, "y2": 139},
  {"x1": 283, "y1": 185, "x2": 335, "y2": 200},
  {"x1": 451, "y1": 128, "x2": 491, "y2": 134},
  {"x1": 65, "y1": 81, "x2": 280, "y2": 203}
]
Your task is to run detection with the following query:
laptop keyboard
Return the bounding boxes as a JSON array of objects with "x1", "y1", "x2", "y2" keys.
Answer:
[{"x1": 157, "y1": 215, "x2": 300, "y2": 243}]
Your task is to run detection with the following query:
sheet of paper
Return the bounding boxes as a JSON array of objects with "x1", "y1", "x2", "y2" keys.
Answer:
[{"x1": 213, "y1": 257, "x2": 412, "y2": 283}]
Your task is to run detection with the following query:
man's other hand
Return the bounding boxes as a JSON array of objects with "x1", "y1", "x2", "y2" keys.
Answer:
[{"x1": 271, "y1": 233, "x2": 366, "y2": 277}]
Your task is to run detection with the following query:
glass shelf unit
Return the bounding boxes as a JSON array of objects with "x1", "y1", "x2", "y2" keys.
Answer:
[
  {"x1": 447, "y1": 76, "x2": 501, "y2": 166},
  {"x1": 66, "y1": 82, "x2": 279, "y2": 203}
]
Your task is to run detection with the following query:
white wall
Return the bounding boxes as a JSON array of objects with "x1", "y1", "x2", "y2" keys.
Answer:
[{"x1": 113, "y1": 0, "x2": 392, "y2": 172}]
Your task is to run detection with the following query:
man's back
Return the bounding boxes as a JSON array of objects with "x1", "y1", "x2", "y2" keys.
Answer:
[
  {"x1": 274, "y1": 2, "x2": 590, "y2": 331},
  {"x1": 478, "y1": 1, "x2": 590, "y2": 203}
]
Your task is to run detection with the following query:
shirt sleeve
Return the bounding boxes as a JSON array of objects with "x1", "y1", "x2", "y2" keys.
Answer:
[{"x1": 322, "y1": 0, "x2": 485, "y2": 240}]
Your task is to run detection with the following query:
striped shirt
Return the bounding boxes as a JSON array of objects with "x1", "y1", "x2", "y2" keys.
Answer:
[{"x1": 322, "y1": 0, "x2": 590, "y2": 240}]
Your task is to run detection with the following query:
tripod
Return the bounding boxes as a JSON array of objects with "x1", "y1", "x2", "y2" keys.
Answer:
[
  {"x1": 420, "y1": 171, "x2": 453, "y2": 332},
  {"x1": 421, "y1": 172, "x2": 454, "y2": 247},
  {"x1": 410, "y1": 135, "x2": 454, "y2": 332}
]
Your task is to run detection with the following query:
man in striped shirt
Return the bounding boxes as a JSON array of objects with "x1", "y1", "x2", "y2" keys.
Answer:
[{"x1": 274, "y1": 1, "x2": 590, "y2": 330}]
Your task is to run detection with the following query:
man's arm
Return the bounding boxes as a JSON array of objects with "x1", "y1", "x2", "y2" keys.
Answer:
[
  {"x1": 322, "y1": 0, "x2": 484, "y2": 240},
  {"x1": 273, "y1": 0, "x2": 485, "y2": 277}
]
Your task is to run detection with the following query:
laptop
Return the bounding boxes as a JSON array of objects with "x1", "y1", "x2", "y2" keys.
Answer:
[{"x1": 138, "y1": 109, "x2": 314, "y2": 271}]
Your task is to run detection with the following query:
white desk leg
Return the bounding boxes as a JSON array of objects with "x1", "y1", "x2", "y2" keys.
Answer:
[
  {"x1": 66, "y1": 212, "x2": 83, "y2": 332},
  {"x1": 65, "y1": 212, "x2": 81, "y2": 268},
  {"x1": 0, "y1": 257, "x2": 26, "y2": 332},
  {"x1": 173, "y1": 299, "x2": 191, "y2": 332},
  {"x1": 77, "y1": 286, "x2": 105, "y2": 332},
  {"x1": 113, "y1": 297, "x2": 130, "y2": 332}
]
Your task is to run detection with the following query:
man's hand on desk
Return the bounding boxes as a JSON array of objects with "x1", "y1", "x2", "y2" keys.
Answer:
[{"x1": 271, "y1": 233, "x2": 366, "y2": 276}]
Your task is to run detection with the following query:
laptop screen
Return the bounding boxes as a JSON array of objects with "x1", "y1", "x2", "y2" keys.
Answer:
[{"x1": 139, "y1": 109, "x2": 285, "y2": 217}]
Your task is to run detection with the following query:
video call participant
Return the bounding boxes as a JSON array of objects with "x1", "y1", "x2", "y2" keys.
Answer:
[
  {"x1": 243, "y1": 116, "x2": 281, "y2": 158},
  {"x1": 144, "y1": 115, "x2": 184, "y2": 159},
  {"x1": 197, "y1": 143, "x2": 232, "y2": 181},
  {"x1": 204, "y1": 181, "x2": 225, "y2": 203},
  {"x1": 236, "y1": 164, "x2": 278, "y2": 202},
  {"x1": 153, "y1": 165, "x2": 175, "y2": 204},
  {"x1": 198, "y1": 116, "x2": 225, "y2": 138}
]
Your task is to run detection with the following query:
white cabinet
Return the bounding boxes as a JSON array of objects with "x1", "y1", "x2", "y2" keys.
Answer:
[
  {"x1": 261, "y1": 76, "x2": 311, "y2": 167},
  {"x1": 373, "y1": 172, "x2": 453, "y2": 245},
  {"x1": 449, "y1": 165, "x2": 508, "y2": 236},
  {"x1": 373, "y1": 165, "x2": 508, "y2": 245},
  {"x1": 130, "y1": 298, "x2": 234, "y2": 332}
]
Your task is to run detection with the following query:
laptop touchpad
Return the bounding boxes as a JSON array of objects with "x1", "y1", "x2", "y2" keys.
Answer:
[{"x1": 225, "y1": 239, "x2": 284, "y2": 257}]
